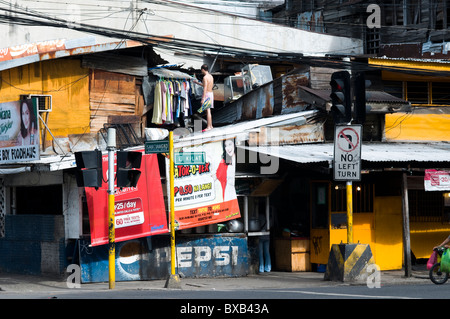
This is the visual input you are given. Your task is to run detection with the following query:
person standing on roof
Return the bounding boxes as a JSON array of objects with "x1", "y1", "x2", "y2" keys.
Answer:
[{"x1": 194, "y1": 64, "x2": 214, "y2": 132}]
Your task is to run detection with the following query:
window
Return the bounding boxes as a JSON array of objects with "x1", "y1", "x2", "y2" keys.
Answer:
[
  {"x1": 385, "y1": 81, "x2": 450, "y2": 106},
  {"x1": 331, "y1": 183, "x2": 374, "y2": 213},
  {"x1": 408, "y1": 190, "x2": 450, "y2": 222},
  {"x1": 15, "y1": 185, "x2": 63, "y2": 215},
  {"x1": 406, "y1": 81, "x2": 428, "y2": 104},
  {"x1": 431, "y1": 82, "x2": 450, "y2": 105},
  {"x1": 384, "y1": 81, "x2": 404, "y2": 99}
]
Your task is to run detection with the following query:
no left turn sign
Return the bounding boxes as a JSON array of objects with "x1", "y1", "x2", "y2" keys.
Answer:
[{"x1": 334, "y1": 125, "x2": 362, "y2": 181}]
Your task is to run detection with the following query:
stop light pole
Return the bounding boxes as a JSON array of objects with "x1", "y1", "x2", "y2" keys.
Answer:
[{"x1": 107, "y1": 128, "x2": 116, "y2": 289}]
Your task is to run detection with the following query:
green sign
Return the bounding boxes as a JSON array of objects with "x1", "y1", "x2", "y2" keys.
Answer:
[
  {"x1": 174, "y1": 152, "x2": 206, "y2": 165},
  {"x1": 145, "y1": 140, "x2": 169, "y2": 154}
]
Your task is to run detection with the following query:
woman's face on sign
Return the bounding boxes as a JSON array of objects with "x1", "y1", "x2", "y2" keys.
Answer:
[
  {"x1": 21, "y1": 102, "x2": 30, "y2": 130},
  {"x1": 225, "y1": 139, "x2": 234, "y2": 157}
]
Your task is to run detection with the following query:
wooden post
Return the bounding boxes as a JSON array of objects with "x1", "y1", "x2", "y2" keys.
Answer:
[{"x1": 402, "y1": 172, "x2": 412, "y2": 277}]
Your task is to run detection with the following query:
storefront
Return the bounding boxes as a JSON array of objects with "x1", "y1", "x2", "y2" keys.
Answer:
[{"x1": 243, "y1": 141, "x2": 450, "y2": 271}]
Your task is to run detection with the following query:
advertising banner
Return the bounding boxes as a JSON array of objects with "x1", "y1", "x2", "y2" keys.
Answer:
[
  {"x1": 168, "y1": 139, "x2": 241, "y2": 230},
  {"x1": 425, "y1": 169, "x2": 450, "y2": 191},
  {"x1": 85, "y1": 150, "x2": 168, "y2": 246},
  {"x1": 0, "y1": 99, "x2": 40, "y2": 163}
]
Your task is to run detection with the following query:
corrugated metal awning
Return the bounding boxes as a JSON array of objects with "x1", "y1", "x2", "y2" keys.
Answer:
[
  {"x1": 239, "y1": 142, "x2": 450, "y2": 164},
  {"x1": 174, "y1": 110, "x2": 318, "y2": 148}
]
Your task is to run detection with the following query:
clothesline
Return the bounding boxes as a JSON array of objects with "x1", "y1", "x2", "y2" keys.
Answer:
[{"x1": 150, "y1": 68, "x2": 194, "y2": 80}]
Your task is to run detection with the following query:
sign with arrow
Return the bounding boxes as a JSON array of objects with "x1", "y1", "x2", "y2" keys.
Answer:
[{"x1": 333, "y1": 125, "x2": 362, "y2": 181}]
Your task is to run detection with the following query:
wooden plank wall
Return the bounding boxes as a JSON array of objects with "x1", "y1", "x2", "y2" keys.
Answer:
[{"x1": 89, "y1": 69, "x2": 139, "y2": 133}]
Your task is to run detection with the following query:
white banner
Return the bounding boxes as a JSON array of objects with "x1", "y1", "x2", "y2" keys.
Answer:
[{"x1": 424, "y1": 169, "x2": 450, "y2": 191}]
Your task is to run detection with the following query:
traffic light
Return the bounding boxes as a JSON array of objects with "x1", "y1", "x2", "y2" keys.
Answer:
[
  {"x1": 75, "y1": 150, "x2": 103, "y2": 188},
  {"x1": 330, "y1": 71, "x2": 352, "y2": 124},
  {"x1": 353, "y1": 72, "x2": 372, "y2": 124},
  {"x1": 116, "y1": 151, "x2": 142, "y2": 188}
]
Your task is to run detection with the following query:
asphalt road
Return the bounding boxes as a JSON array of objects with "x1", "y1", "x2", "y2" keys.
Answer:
[
  {"x1": 0, "y1": 279, "x2": 442, "y2": 318},
  {"x1": 1, "y1": 280, "x2": 447, "y2": 299}
]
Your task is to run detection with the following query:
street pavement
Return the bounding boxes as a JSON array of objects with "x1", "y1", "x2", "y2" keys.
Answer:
[{"x1": 0, "y1": 264, "x2": 431, "y2": 296}]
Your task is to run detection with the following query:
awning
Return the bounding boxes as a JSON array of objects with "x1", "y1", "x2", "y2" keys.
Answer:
[
  {"x1": 239, "y1": 142, "x2": 450, "y2": 165},
  {"x1": 174, "y1": 110, "x2": 318, "y2": 148}
]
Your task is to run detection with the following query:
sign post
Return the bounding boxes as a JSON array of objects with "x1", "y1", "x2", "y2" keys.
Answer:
[
  {"x1": 333, "y1": 124, "x2": 362, "y2": 244},
  {"x1": 107, "y1": 128, "x2": 116, "y2": 289},
  {"x1": 164, "y1": 131, "x2": 181, "y2": 288}
]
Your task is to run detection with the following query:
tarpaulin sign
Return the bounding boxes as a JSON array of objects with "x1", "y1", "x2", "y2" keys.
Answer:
[
  {"x1": 167, "y1": 139, "x2": 241, "y2": 230},
  {"x1": 425, "y1": 169, "x2": 450, "y2": 191},
  {"x1": 0, "y1": 99, "x2": 40, "y2": 163},
  {"x1": 85, "y1": 149, "x2": 168, "y2": 246}
]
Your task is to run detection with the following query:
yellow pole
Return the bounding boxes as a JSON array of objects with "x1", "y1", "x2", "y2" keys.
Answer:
[
  {"x1": 169, "y1": 131, "x2": 176, "y2": 275},
  {"x1": 108, "y1": 192, "x2": 115, "y2": 289},
  {"x1": 107, "y1": 127, "x2": 116, "y2": 289},
  {"x1": 347, "y1": 181, "x2": 353, "y2": 244}
]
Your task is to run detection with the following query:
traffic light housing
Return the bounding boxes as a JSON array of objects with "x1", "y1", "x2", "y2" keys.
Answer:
[
  {"x1": 116, "y1": 151, "x2": 142, "y2": 188},
  {"x1": 330, "y1": 71, "x2": 352, "y2": 124},
  {"x1": 75, "y1": 150, "x2": 103, "y2": 188},
  {"x1": 353, "y1": 72, "x2": 372, "y2": 124}
]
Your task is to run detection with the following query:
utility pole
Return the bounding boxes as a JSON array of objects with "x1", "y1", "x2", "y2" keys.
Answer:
[{"x1": 107, "y1": 128, "x2": 116, "y2": 289}]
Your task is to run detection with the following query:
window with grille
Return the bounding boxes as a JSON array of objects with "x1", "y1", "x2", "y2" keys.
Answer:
[
  {"x1": 406, "y1": 81, "x2": 428, "y2": 105},
  {"x1": 331, "y1": 183, "x2": 374, "y2": 213},
  {"x1": 384, "y1": 81, "x2": 450, "y2": 106},
  {"x1": 431, "y1": 82, "x2": 450, "y2": 105},
  {"x1": 408, "y1": 190, "x2": 450, "y2": 223}
]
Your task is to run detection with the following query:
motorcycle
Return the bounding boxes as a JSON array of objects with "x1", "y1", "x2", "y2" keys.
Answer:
[{"x1": 429, "y1": 246, "x2": 449, "y2": 285}]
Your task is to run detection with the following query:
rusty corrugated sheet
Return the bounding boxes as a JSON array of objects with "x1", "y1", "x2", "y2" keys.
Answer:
[
  {"x1": 248, "y1": 123, "x2": 324, "y2": 146},
  {"x1": 214, "y1": 72, "x2": 312, "y2": 124},
  {"x1": 281, "y1": 73, "x2": 309, "y2": 113}
]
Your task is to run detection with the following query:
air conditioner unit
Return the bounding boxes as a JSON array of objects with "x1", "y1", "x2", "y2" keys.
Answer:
[{"x1": 21, "y1": 95, "x2": 52, "y2": 112}]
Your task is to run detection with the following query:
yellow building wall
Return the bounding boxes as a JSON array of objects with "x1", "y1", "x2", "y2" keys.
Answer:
[
  {"x1": 323, "y1": 197, "x2": 403, "y2": 270},
  {"x1": 373, "y1": 196, "x2": 403, "y2": 270},
  {"x1": 0, "y1": 59, "x2": 91, "y2": 141},
  {"x1": 385, "y1": 113, "x2": 450, "y2": 141}
]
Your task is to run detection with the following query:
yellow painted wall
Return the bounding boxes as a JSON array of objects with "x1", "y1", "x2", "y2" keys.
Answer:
[
  {"x1": 373, "y1": 196, "x2": 403, "y2": 270},
  {"x1": 385, "y1": 113, "x2": 450, "y2": 142},
  {"x1": 0, "y1": 59, "x2": 91, "y2": 141},
  {"x1": 312, "y1": 197, "x2": 404, "y2": 270}
]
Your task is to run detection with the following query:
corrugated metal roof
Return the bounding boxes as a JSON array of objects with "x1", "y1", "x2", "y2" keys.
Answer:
[
  {"x1": 299, "y1": 86, "x2": 410, "y2": 104},
  {"x1": 174, "y1": 110, "x2": 318, "y2": 148},
  {"x1": 240, "y1": 142, "x2": 450, "y2": 164}
]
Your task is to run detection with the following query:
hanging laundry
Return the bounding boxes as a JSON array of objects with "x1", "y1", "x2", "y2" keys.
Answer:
[
  {"x1": 151, "y1": 77, "x2": 198, "y2": 126},
  {"x1": 151, "y1": 80, "x2": 163, "y2": 125}
]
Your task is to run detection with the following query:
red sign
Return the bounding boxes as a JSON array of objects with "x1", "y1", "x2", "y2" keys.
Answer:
[{"x1": 85, "y1": 149, "x2": 168, "y2": 246}]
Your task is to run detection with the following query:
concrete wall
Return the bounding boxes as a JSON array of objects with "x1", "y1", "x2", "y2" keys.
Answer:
[
  {"x1": 79, "y1": 235, "x2": 249, "y2": 282},
  {"x1": 1, "y1": 1, "x2": 363, "y2": 70}
]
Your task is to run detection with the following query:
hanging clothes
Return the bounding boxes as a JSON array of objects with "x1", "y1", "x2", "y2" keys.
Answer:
[
  {"x1": 151, "y1": 77, "x2": 197, "y2": 125},
  {"x1": 151, "y1": 80, "x2": 163, "y2": 125}
]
